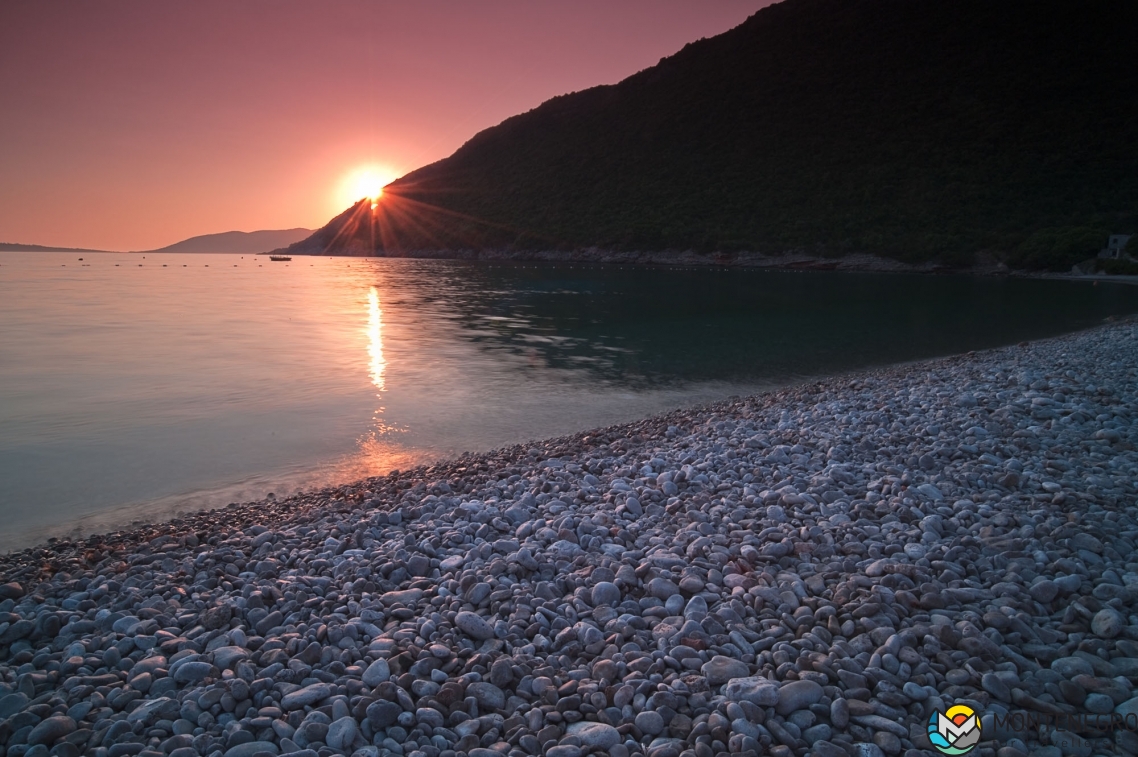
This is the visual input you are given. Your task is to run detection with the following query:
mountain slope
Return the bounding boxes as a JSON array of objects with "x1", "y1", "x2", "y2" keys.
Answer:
[
  {"x1": 140, "y1": 228, "x2": 312, "y2": 254},
  {"x1": 285, "y1": 0, "x2": 1138, "y2": 270}
]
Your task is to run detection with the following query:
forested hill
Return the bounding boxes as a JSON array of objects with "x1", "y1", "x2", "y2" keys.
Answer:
[{"x1": 285, "y1": 0, "x2": 1138, "y2": 270}]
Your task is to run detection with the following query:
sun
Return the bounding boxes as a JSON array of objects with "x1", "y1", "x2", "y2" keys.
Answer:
[{"x1": 337, "y1": 165, "x2": 397, "y2": 209}]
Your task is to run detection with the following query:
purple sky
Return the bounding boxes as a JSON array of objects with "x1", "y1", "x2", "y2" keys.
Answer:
[{"x1": 0, "y1": 1, "x2": 773, "y2": 250}]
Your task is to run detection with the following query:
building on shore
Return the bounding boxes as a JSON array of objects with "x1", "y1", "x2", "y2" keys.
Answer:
[{"x1": 1099, "y1": 234, "x2": 1133, "y2": 259}]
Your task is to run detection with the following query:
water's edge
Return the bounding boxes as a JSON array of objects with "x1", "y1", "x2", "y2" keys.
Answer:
[{"x1": 4, "y1": 315, "x2": 1130, "y2": 557}]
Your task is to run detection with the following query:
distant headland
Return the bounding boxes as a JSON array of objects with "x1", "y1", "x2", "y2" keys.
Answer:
[
  {"x1": 134, "y1": 228, "x2": 312, "y2": 255},
  {"x1": 1, "y1": 228, "x2": 312, "y2": 256},
  {"x1": 0, "y1": 242, "x2": 113, "y2": 253}
]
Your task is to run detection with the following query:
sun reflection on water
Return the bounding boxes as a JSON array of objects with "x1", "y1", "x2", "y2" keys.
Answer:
[
  {"x1": 367, "y1": 285, "x2": 386, "y2": 392},
  {"x1": 358, "y1": 283, "x2": 406, "y2": 468}
]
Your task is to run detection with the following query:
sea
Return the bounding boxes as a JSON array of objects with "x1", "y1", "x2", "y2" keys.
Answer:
[{"x1": 2, "y1": 251, "x2": 1136, "y2": 551}]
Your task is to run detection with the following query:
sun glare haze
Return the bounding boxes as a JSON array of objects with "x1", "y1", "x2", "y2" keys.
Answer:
[{"x1": 340, "y1": 166, "x2": 397, "y2": 208}]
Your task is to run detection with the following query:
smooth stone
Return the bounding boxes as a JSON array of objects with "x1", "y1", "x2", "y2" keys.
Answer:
[
  {"x1": 1116, "y1": 696, "x2": 1138, "y2": 719},
  {"x1": 903, "y1": 543, "x2": 926, "y2": 559},
  {"x1": 776, "y1": 680, "x2": 824, "y2": 715},
  {"x1": 1091, "y1": 609, "x2": 1126, "y2": 639},
  {"x1": 1051, "y1": 657, "x2": 1095, "y2": 678},
  {"x1": 126, "y1": 697, "x2": 179, "y2": 724},
  {"x1": 406, "y1": 554, "x2": 431, "y2": 576},
  {"x1": 645, "y1": 738, "x2": 683, "y2": 757},
  {"x1": 490, "y1": 658, "x2": 514, "y2": 687},
  {"x1": 362, "y1": 658, "x2": 390, "y2": 687},
  {"x1": 1028, "y1": 580, "x2": 1059, "y2": 603},
  {"x1": 0, "y1": 582, "x2": 24, "y2": 600},
  {"x1": 1117, "y1": 730, "x2": 1138, "y2": 756},
  {"x1": 813, "y1": 741, "x2": 849, "y2": 757},
  {"x1": 591, "y1": 582, "x2": 621, "y2": 607},
  {"x1": 550, "y1": 540, "x2": 583, "y2": 559},
  {"x1": 1055, "y1": 575, "x2": 1082, "y2": 594},
  {"x1": 455, "y1": 611, "x2": 496, "y2": 640},
  {"x1": 326, "y1": 716, "x2": 359, "y2": 751},
  {"x1": 546, "y1": 747, "x2": 582, "y2": 757},
  {"x1": 1070, "y1": 533, "x2": 1103, "y2": 554},
  {"x1": 683, "y1": 596, "x2": 708, "y2": 620},
  {"x1": 416, "y1": 707, "x2": 445, "y2": 728},
  {"x1": 212, "y1": 646, "x2": 248, "y2": 670},
  {"x1": 852, "y1": 714, "x2": 908, "y2": 739},
  {"x1": 1113, "y1": 658, "x2": 1138, "y2": 679},
  {"x1": 465, "y1": 582, "x2": 492, "y2": 605},
  {"x1": 646, "y1": 577, "x2": 680, "y2": 601},
  {"x1": 0, "y1": 693, "x2": 29, "y2": 719},
  {"x1": 635, "y1": 710, "x2": 665, "y2": 736},
  {"x1": 365, "y1": 700, "x2": 401, "y2": 729},
  {"x1": 282, "y1": 683, "x2": 333, "y2": 710},
  {"x1": 981, "y1": 672, "x2": 1011, "y2": 702},
  {"x1": 830, "y1": 698, "x2": 850, "y2": 729},
  {"x1": 724, "y1": 677, "x2": 780, "y2": 706},
  {"x1": 576, "y1": 622, "x2": 604, "y2": 646},
  {"x1": 380, "y1": 589, "x2": 423, "y2": 605},
  {"x1": 902, "y1": 682, "x2": 928, "y2": 701},
  {"x1": 852, "y1": 743, "x2": 886, "y2": 757},
  {"x1": 1084, "y1": 693, "x2": 1114, "y2": 714},
  {"x1": 731, "y1": 718, "x2": 761, "y2": 740},
  {"x1": 172, "y1": 661, "x2": 213, "y2": 683},
  {"x1": 467, "y1": 682, "x2": 506, "y2": 711},
  {"x1": 917, "y1": 483, "x2": 943, "y2": 500},
  {"x1": 1051, "y1": 730, "x2": 1091, "y2": 757},
  {"x1": 701, "y1": 656, "x2": 750, "y2": 685},
  {"x1": 27, "y1": 716, "x2": 76, "y2": 745},
  {"x1": 1075, "y1": 675, "x2": 1130, "y2": 704},
  {"x1": 804, "y1": 723, "x2": 833, "y2": 745},
  {"x1": 223, "y1": 742, "x2": 280, "y2": 757},
  {"x1": 440, "y1": 555, "x2": 465, "y2": 572},
  {"x1": 566, "y1": 721, "x2": 621, "y2": 750}
]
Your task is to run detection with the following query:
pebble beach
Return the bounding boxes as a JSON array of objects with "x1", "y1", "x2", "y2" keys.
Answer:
[{"x1": 1, "y1": 318, "x2": 1137, "y2": 757}]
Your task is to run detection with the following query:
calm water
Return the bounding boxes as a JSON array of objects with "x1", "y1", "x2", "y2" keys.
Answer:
[{"x1": 2, "y1": 252, "x2": 1136, "y2": 550}]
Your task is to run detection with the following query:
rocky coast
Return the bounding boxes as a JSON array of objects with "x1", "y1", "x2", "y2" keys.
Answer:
[{"x1": 1, "y1": 319, "x2": 1137, "y2": 757}]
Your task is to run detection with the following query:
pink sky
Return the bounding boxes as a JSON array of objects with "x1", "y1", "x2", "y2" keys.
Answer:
[{"x1": 0, "y1": 1, "x2": 773, "y2": 251}]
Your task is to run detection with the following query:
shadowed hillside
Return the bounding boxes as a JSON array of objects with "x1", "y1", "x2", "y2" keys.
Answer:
[{"x1": 284, "y1": 0, "x2": 1138, "y2": 270}]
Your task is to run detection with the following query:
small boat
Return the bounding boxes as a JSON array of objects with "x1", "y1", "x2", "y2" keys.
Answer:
[{"x1": 269, "y1": 255, "x2": 292, "y2": 262}]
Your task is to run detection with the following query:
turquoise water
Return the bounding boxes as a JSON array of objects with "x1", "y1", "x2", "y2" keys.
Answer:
[{"x1": 1, "y1": 251, "x2": 1135, "y2": 550}]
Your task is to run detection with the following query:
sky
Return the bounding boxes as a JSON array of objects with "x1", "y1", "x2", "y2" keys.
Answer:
[{"x1": 0, "y1": 1, "x2": 774, "y2": 251}]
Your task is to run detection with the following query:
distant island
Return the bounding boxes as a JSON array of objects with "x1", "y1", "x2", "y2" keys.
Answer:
[
  {"x1": 0, "y1": 242, "x2": 113, "y2": 253},
  {"x1": 136, "y1": 228, "x2": 312, "y2": 254},
  {"x1": 1, "y1": 229, "x2": 313, "y2": 256},
  {"x1": 279, "y1": 0, "x2": 1137, "y2": 271}
]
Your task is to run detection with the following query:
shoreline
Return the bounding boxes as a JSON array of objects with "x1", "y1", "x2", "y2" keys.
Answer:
[
  {"x1": 1, "y1": 319, "x2": 1136, "y2": 757},
  {"x1": 0, "y1": 314, "x2": 1130, "y2": 563},
  {"x1": 11, "y1": 246, "x2": 1138, "y2": 285},
  {"x1": 280, "y1": 246, "x2": 1138, "y2": 283}
]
